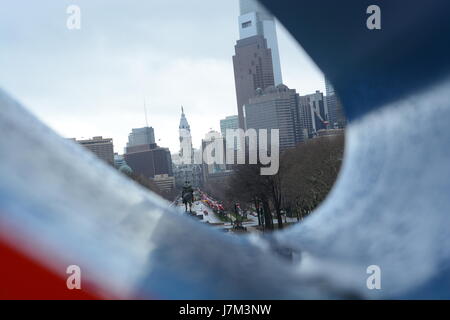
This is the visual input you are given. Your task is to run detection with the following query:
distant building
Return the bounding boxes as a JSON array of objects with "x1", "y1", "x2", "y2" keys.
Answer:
[
  {"x1": 299, "y1": 90, "x2": 329, "y2": 138},
  {"x1": 171, "y1": 153, "x2": 182, "y2": 166},
  {"x1": 201, "y1": 130, "x2": 227, "y2": 183},
  {"x1": 325, "y1": 77, "x2": 347, "y2": 129},
  {"x1": 233, "y1": 35, "x2": 275, "y2": 129},
  {"x1": 178, "y1": 106, "x2": 194, "y2": 163},
  {"x1": 245, "y1": 84, "x2": 303, "y2": 151},
  {"x1": 220, "y1": 115, "x2": 239, "y2": 137},
  {"x1": 220, "y1": 115, "x2": 242, "y2": 152},
  {"x1": 124, "y1": 143, "x2": 173, "y2": 179},
  {"x1": 76, "y1": 136, "x2": 114, "y2": 165},
  {"x1": 233, "y1": 0, "x2": 283, "y2": 129},
  {"x1": 152, "y1": 174, "x2": 175, "y2": 192},
  {"x1": 114, "y1": 153, "x2": 126, "y2": 168},
  {"x1": 238, "y1": 0, "x2": 282, "y2": 85},
  {"x1": 126, "y1": 127, "x2": 155, "y2": 149},
  {"x1": 173, "y1": 107, "x2": 203, "y2": 188},
  {"x1": 124, "y1": 126, "x2": 172, "y2": 179}
]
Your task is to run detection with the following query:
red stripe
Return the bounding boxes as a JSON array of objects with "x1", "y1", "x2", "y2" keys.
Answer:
[{"x1": 0, "y1": 240, "x2": 100, "y2": 300}]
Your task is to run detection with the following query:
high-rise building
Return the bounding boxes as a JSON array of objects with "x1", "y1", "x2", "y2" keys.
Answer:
[
  {"x1": 233, "y1": 0, "x2": 283, "y2": 129},
  {"x1": 239, "y1": 0, "x2": 282, "y2": 85},
  {"x1": 126, "y1": 127, "x2": 155, "y2": 149},
  {"x1": 76, "y1": 136, "x2": 114, "y2": 165},
  {"x1": 201, "y1": 130, "x2": 227, "y2": 183},
  {"x1": 233, "y1": 35, "x2": 275, "y2": 129},
  {"x1": 220, "y1": 115, "x2": 239, "y2": 137},
  {"x1": 298, "y1": 95, "x2": 312, "y2": 141},
  {"x1": 298, "y1": 90, "x2": 329, "y2": 138},
  {"x1": 220, "y1": 115, "x2": 241, "y2": 152},
  {"x1": 245, "y1": 84, "x2": 303, "y2": 151},
  {"x1": 124, "y1": 125, "x2": 172, "y2": 179},
  {"x1": 325, "y1": 77, "x2": 347, "y2": 129},
  {"x1": 124, "y1": 143, "x2": 173, "y2": 179}
]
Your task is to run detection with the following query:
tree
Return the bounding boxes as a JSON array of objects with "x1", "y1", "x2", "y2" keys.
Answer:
[
  {"x1": 281, "y1": 134, "x2": 345, "y2": 220},
  {"x1": 226, "y1": 163, "x2": 275, "y2": 230},
  {"x1": 204, "y1": 133, "x2": 345, "y2": 231}
]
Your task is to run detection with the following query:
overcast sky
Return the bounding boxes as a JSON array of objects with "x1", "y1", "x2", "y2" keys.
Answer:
[{"x1": 0, "y1": 0, "x2": 325, "y2": 154}]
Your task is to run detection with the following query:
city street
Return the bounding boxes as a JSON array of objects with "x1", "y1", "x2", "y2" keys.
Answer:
[
  {"x1": 177, "y1": 200, "x2": 225, "y2": 225},
  {"x1": 176, "y1": 194, "x2": 302, "y2": 234}
]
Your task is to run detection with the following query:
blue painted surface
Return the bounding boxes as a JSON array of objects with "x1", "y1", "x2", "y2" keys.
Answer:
[
  {"x1": 260, "y1": 0, "x2": 450, "y2": 298},
  {"x1": 260, "y1": 0, "x2": 450, "y2": 120}
]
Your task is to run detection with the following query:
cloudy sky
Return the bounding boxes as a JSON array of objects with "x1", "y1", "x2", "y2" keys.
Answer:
[{"x1": 0, "y1": 0, "x2": 324, "y2": 154}]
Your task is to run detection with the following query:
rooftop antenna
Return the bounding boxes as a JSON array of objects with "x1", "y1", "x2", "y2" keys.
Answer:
[
  {"x1": 144, "y1": 98, "x2": 152, "y2": 145},
  {"x1": 144, "y1": 98, "x2": 149, "y2": 128}
]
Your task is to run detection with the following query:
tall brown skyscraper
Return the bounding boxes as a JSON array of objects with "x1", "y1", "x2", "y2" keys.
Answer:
[{"x1": 232, "y1": 35, "x2": 275, "y2": 129}]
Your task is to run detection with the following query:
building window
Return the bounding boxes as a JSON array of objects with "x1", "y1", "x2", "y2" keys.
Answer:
[{"x1": 242, "y1": 21, "x2": 252, "y2": 28}]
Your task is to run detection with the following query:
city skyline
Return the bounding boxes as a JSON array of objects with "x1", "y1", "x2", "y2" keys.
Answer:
[{"x1": 0, "y1": 0, "x2": 326, "y2": 154}]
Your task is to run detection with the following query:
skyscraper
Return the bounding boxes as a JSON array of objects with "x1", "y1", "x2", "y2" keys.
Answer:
[
  {"x1": 299, "y1": 90, "x2": 329, "y2": 138},
  {"x1": 220, "y1": 115, "x2": 239, "y2": 137},
  {"x1": 325, "y1": 77, "x2": 347, "y2": 129},
  {"x1": 232, "y1": 0, "x2": 283, "y2": 129},
  {"x1": 239, "y1": 0, "x2": 282, "y2": 85},
  {"x1": 245, "y1": 84, "x2": 302, "y2": 151},
  {"x1": 124, "y1": 125, "x2": 172, "y2": 179},
  {"x1": 124, "y1": 144, "x2": 173, "y2": 179},
  {"x1": 233, "y1": 36, "x2": 275, "y2": 129},
  {"x1": 126, "y1": 127, "x2": 155, "y2": 149},
  {"x1": 201, "y1": 130, "x2": 227, "y2": 183}
]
